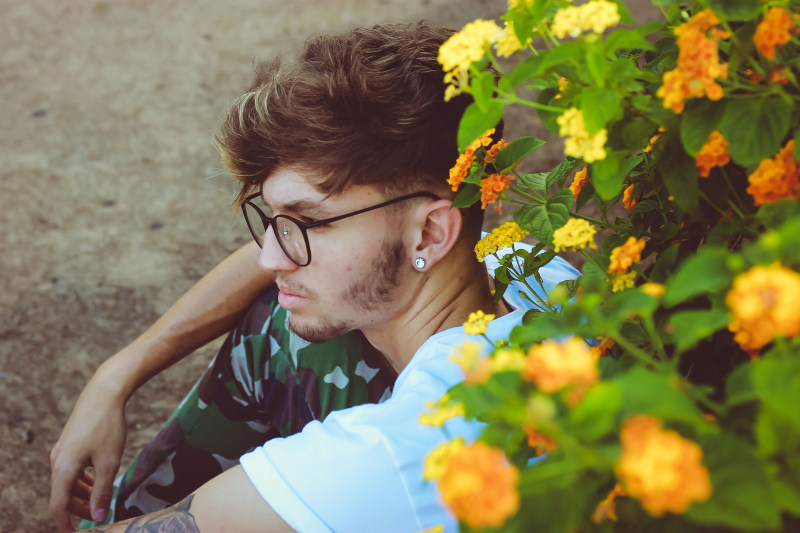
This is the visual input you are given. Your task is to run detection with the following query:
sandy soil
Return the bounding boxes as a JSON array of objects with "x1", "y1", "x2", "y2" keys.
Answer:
[{"x1": 0, "y1": 0, "x2": 655, "y2": 530}]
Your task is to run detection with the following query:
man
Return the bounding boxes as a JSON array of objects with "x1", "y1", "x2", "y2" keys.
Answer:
[{"x1": 50, "y1": 21, "x2": 578, "y2": 532}]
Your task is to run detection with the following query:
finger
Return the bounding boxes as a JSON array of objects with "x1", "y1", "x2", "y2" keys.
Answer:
[
  {"x1": 72, "y1": 473, "x2": 93, "y2": 501},
  {"x1": 67, "y1": 494, "x2": 93, "y2": 522},
  {"x1": 89, "y1": 458, "x2": 119, "y2": 524},
  {"x1": 50, "y1": 461, "x2": 79, "y2": 532}
]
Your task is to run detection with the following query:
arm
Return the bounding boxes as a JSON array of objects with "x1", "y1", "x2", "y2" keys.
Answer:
[
  {"x1": 80, "y1": 466, "x2": 292, "y2": 533},
  {"x1": 50, "y1": 242, "x2": 274, "y2": 532}
]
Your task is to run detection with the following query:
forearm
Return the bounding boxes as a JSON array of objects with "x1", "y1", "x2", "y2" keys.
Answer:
[{"x1": 97, "y1": 242, "x2": 272, "y2": 400}]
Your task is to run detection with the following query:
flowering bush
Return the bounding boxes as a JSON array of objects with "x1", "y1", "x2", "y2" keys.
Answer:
[{"x1": 428, "y1": 1, "x2": 800, "y2": 531}]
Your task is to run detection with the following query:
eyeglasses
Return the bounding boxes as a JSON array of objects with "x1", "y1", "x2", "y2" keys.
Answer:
[{"x1": 241, "y1": 191, "x2": 440, "y2": 267}]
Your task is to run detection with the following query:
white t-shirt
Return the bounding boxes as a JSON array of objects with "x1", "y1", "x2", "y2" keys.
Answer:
[{"x1": 240, "y1": 253, "x2": 579, "y2": 532}]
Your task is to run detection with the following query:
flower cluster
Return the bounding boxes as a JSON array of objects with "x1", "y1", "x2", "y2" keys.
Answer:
[
  {"x1": 726, "y1": 262, "x2": 800, "y2": 353},
  {"x1": 557, "y1": 108, "x2": 607, "y2": 162},
  {"x1": 695, "y1": 130, "x2": 730, "y2": 177},
  {"x1": 480, "y1": 172, "x2": 515, "y2": 211},
  {"x1": 463, "y1": 310, "x2": 495, "y2": 335},
  {"x1": 523, "y1": 337, "x2": 598, "y2": 404},
  {"x1": 524, "y1": 426, "x2": 557, "y2": 456},
  {"x1": 552, "y1": 218, "x2": 597, "y2": 252},
  {"x1": 569, "y1": 167, "x2": 588, "y2": 201},
  {"x1": 747, "y1": 140, "x2": 800, "y2": 206},
  {"x1": 608, "y1": 237, "x2": 645, "y2": 275},
  {"x1": 424, "y1": 438, "x2": 465, "y2": 481},
  {"x1": 438, "y1": 20, "x2": 502, "y2": 101},
  {"x1": 474, "y1": 221, "x2": 529, "y2": 261},
  {"x1": 656, "y1": 9, "x2": 729, "y2": 113},
  {"x1": 435, "y1": 441, "x2": 520, "y2": 529},
  {"x1": 615, "y1": 415, "x2": 712, "y2": 517},
  {"x1": 496, "y1": 21, "x2": 530, "y2": 57},
  {"x1": 754, "y1": 7, "x2": 797, "y2": 60},
  {"x1": 552, "y1": 0, "x2": 620, "y2": 39},
  {"x1": 447, "y1": 129, "x2": 496, "y2": 191},
  {"x1": 419, "y1": 396, "x2": 466, "y2": 427}
]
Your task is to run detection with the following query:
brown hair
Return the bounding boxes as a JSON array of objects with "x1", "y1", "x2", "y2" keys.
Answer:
[{"x1": 216, "y1": 21, "x2": 502, "y2": 238}]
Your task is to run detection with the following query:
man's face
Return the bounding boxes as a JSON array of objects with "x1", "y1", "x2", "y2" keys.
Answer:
[{"x1": 258, "y1": 167, "x2": 411, "y2": 343}]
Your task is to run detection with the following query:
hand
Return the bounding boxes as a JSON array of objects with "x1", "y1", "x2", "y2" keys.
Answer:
[{"x1": 49, "y1": 375, "x2": 128, "y2": 532}]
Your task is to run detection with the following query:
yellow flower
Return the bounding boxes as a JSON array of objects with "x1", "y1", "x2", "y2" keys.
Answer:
[
  {"x1": 642, "y1": 128, "x2": 664, "y2": 153},
  {"x1": 424, "y1": 438, "x2": 466, "y2": 481},
  {"x1": 557, "y1": 108, "x2": 607, "y2": 162},
  {"x1": 414, "y1": 526, "x2": 443, "y2": 533},
  {"x1": 552, "y1": 0, "x2": 620, "y2": 39},
  {"x1": 552, "y1": 218, "x2": 597, "y2": 252},
  {"x1": 611, "y1": 271, "x2": 636, "y2": 292},
  {"x1": 474, "y1": 221, "x2": 529, "y2": 261},
  {"x1": 641, "y1": 282, "x2": 665, "y2": 298},
  {"x1": 463, "y1": 310, "x2": 495, "y2": 335},
  {"x1": 491, "y1": 348, "x2": 526, "y2": 372},
  {"x1": 523, "y1": 337, "x2": 599, "y2": 404},
  {"x1": 439, "y1": 20, "x2": 502, "y2": 100},
  {"x1": 419, "y1": 397, "x2": 466, "y2": 427},
  {"x1": 569, "y1": 166, "x2": 588, "y2": 202},
  {"x1": 608, "y1": 236, "x2": 646, "y2": 274},
  {"x1": 726, "y1": 263, "x2": 800, "y2": 352},
  {"x1": 747, "y1": 140, "x2": 800, "y2": 206},
  {"x1": 437, "y1": 442, "x2": 520, "y2": 529},
  {"x1": 450, "y1": 341, "x2": 493, "y2": 385},
  {"x1": 495, "y1": 21, "x2": 530, "y2": 57},
  {"x1": 616, "y1": 415, "x2": 712, "y2": 517},
  {"x1": 695, "y1": 130, "x2": 730, "y2": 177}
]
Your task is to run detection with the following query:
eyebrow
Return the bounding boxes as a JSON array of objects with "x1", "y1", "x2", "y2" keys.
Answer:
[{"x1": 262, "y1": 196, "x2": 332, "y2": 218}]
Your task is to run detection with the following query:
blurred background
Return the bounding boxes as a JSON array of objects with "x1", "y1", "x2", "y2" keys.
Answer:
[{"x1": 0, "y1": 0, "x2": 653, "y2": 530}]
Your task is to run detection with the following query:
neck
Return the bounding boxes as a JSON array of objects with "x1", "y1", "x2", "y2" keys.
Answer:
[{"x1": 361, "y1": 244, "x2": 508, "y2": 373}]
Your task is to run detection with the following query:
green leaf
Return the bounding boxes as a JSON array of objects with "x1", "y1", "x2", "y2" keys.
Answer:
[
  {"x1": 451, "y1": 183, "x2": 480, "y2": 208},
  {"x1": 668, "y1": 309, "x2": 731, "y2": 353},
  {"x1": 615, "y1": 368, "x2": 708, "y2": 427},
  {"x1": 568, "y1": 382, "x2": 621, "y2": 441},
  {"x1": 457, "y1": 101, "x2": 504, "y2": 151},
  {"x1": 603, "y1": 29, "x2": 655, "y2": 54},
  {"x1": 622, "y1": 118, "x2": 657, "y2": 151},
  {"x1": 545, "y1": 157, "x2": 581, "y2": 189},
  {"x1": 555, "y1": 278, "x2": 579, "y2": 300},
  {"x1": 580, "y1": 88, "x2": 622, "y2": 135},
  {"x1": 707, "y1": 0, "x2": 761, "y2": 21},
  {"x1": 516, "y1": 172, "x2": 548, "y2": 195},
  {"x1": 495, "y1": 136, "x2": 546, "y2": 171},
  {"x1": 514, "y1": 191, "x2": 572, "y2": 246},
  {"x1": 758, "y1": 199, "x2": 800, "y2": 230},
  {"x1": 470, "y1": 71, "x2": 495, "y2": 113},
  {"x1": 725, "y1": 362, "x2": 756, "y2": 406},
  {"x1": 592, "y1": 154, "x2": 642, "y2": 200},
  {"x1": 664, "y1": 248, "x2": 732, "y2": 307},
  {"x1": 604, "y1": 289, "x2": 660, "y2": 322},
  {"x1": 719, "y1": 96, "x2": 791, "y2": 167},
  {"x1": 680, "y1": 99, "x2": 726, "y2": 156},
  {"x1": 501, "y1": 54, "x2": 543, "y2": 91},
  {"x1": 750, "y1": 357, "x2": 800, "y2": 455},
  {"x1": 688, "y1": 434, "x2": 782, "y2": 531},
  {"x1": 648, "y1": 243, "x2": 679, "y2": 282},
  {"x1": 539, "y1": 41, "x2": 583, "y2": 72},
  {"x1": 659, "y1": 137, "x2": 699, "y2": 215},
  {"x1": 524, "y1": 250, "x2": 556, "y2": 277},
  {"x1": 579, "y1": 261, "x2": 608, "y2": 293},
  {"x1": 585, "y1": 47, "x2": 608, "y2": 87}
]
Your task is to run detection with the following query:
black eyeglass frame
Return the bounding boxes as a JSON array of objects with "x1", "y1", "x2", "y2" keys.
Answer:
[{"x1": 241, "y1": 190, "x2": 440, "y2": 267}]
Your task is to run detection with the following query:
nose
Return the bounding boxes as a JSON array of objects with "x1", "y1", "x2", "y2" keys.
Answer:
[{"x1": 258, "y1": 226, "x2": 299, "y2": 272}]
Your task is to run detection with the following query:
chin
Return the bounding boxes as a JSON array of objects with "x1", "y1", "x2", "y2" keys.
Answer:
[{"x1": 288, "y1": 316, "x2": 355, "y2": 344}]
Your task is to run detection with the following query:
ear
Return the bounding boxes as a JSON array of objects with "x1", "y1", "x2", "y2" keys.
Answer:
[{"x1": 410, "y1": 199, "x2": 462, "y2": 270}]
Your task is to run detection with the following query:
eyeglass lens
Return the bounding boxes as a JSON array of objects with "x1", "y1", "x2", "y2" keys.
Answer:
[{"x1": 243, "y1": 203, "x2": 309, "y2": 265}]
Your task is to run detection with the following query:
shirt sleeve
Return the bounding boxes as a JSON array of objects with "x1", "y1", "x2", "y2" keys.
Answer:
[{"x1": 239, "y1": 334, "x2": 484, "y2": 533}]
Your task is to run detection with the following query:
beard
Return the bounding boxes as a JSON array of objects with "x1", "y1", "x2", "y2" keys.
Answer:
[{"x1": 287, "y1": 236, "x2": 407, "y2": 343}]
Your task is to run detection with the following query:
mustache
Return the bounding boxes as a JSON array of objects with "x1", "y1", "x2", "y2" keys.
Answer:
[{"x1": 276, "y1": 279, "x2": 313, "y2": 297}]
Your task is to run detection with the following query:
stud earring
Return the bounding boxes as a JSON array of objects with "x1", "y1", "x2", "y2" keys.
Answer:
[{"x1": 414, "y1": 257, "x2": 426, "y2": 270}]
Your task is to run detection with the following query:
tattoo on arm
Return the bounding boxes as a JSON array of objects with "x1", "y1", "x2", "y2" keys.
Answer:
[{"x1": 83, "y1": 494, "x2": 200, "y2": 533}]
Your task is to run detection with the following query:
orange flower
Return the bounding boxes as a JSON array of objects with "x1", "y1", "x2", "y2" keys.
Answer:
[
  {"x1": 569, "y1": 167, "x2": 588, "y2": 201},
  {"x1": 480, "y1": 173, "x2": 515, "y2": 211},
  {"x1": 754, "y1": 7, "x2": 796, "y2": 60},
  {"x1": 591, "y1": 484, "x2": 627, "y2": 523},
  {"x1": 642, "y1": 128, "x2": 664, "y2": 153},
  {"x1": 656, "y1": 9, "x2": 728, "y2": 113},
  {"x1": 437, "y1": 442, "x2": 520, "y2": 529},
  {"x1": 695, "y1": 130, "x2": 730, "y2": 177},
  {"x1": 747, "y1": 140, "x2": 800, "y2": 206},
  {"x1": 590, "y1": 336, "x2": 615, "y2": 358},
  {"x1": 523, "y1": 337, "x2": 598, "y2": 404},
  {"x1": 622, "y1": 184, "x2": 638, "y2": 210},
  {"x1": 726, "y1": 262, "x2": 800, "y2": 352},
  {"x1": 447, "y1": 129, "x2": 496, "y2": 191},
  {"x1": 608, "y1": 237, "x2": 646, "y2": 275},
  {"x1": 616, "y1": 415, "x2": 711, "y2": 517},
  {"x1": 524, "y1": 427, "x2": 557, "y2": 456},
  {"x1": 483, "y1": 139, "x2": 509, "y2": 165}
]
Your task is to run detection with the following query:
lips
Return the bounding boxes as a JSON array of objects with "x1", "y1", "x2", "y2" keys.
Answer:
[{"x1": 276, "y1": 284, "x2": 305, "y2": 310}]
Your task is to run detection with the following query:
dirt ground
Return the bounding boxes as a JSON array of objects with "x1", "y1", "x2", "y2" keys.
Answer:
[{"x1": 0, "y1": 1, "x2": 656, "y2": 530}]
